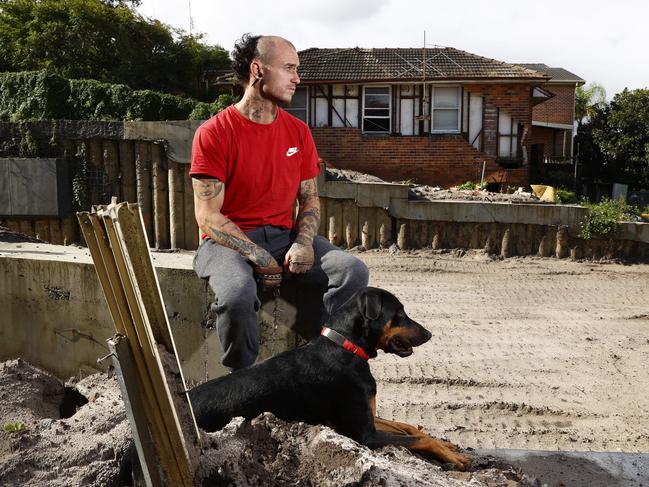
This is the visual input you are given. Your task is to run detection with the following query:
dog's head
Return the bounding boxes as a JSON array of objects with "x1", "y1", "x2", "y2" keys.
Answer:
[{"x1": 337, "y1": 287, "x2": 432, "y2": 359}]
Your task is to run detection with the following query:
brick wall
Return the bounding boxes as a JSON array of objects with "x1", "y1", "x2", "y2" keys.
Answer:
[
  {"x1": 530, "y1": 126, "x2": 572, "y2": 159},
  {"x1": 313, "y1": 128, "x2": 528, "y2": 188},
  {"x1": 311, "y1": 83, "x2": 534, "y2": 188},
  {"x1": 463, "y1": 83, "x2": 534, "y2": 158},
  {"x1": 532, "y1": 84, "x2": 576, "y2": 125}
]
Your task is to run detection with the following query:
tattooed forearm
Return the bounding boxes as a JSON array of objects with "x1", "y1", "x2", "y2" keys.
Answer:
[
  {"x1": 296, "y1": 207, "x2": 320, "y2": 244},
  {"x1": 208, "y1": 226, "x2": 274, "y2": 267},
  {"x1": 298, "y1": 178, "x2": 318, "y2": 203},
  {"x1": 193, "y1": 178, "x2": 224, "y2": 200},
  {"x1": 295, "y1": 177, "x2": 320, "y2": 244}
]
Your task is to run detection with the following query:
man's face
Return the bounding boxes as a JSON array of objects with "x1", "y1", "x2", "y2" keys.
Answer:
[{"x1": 254, "y1": 41, "x2": 300, "y2": 105}]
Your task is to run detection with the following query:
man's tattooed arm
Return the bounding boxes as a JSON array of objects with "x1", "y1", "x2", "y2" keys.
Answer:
[
  {"x1": 284, "y1": 177, "x2": 320, "y2": 274},
  {"x1": 192, "y1": 177, "x2": 276, "y2": 268},
  {"x1": 295, "y1": 178, "x2": 321, "y2": 245}
]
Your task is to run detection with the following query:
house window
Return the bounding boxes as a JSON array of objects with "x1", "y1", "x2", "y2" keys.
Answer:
[
  {"x1": 362, "y1": 86, "x2": 391, "y2": 133},
  {"x1": 498, "y1": 111, "x2": 519, "y2": 159},
  {"x1": 431, "y1": 86, "x2": 460, "y2": 133},
  {"x1": 285, "y1": 86, "x2": 308, "y2": 123}
]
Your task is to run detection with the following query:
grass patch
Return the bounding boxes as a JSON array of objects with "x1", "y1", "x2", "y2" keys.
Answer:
[{"x1": 3, "y1": 421, "x2": 25, "y2": 433}]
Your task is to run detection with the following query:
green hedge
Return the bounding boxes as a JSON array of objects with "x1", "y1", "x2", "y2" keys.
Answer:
[{"x1": 0, "y1": 70, "x2": 233, "y2": 121}]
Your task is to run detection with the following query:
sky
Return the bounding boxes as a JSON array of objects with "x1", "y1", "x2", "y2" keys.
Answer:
[{"x1": 137, "y1": 0, "x2": 649, "y2": 99}]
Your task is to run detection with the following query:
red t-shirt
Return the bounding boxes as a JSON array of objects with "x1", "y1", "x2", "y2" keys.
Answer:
[{"x1": 190, "y1": 105, "x2": 320, "y2": 232}]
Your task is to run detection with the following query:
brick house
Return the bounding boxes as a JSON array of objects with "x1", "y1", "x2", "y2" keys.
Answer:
[
  {"x1": 517, "y1": 64, "x2": 585, "y2": 173},
  {"x1": 284, "y1": 47, "x2": 580, "y2": 188}
]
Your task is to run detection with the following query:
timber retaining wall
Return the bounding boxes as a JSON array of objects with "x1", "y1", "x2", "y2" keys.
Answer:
[{"x1": 2, "y1": 121, "x2": 648, "y2": 260}]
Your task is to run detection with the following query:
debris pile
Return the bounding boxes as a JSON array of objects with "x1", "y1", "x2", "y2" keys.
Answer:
[{"x1": 325, "y1": 167, "x2": 541, "y2": 204}]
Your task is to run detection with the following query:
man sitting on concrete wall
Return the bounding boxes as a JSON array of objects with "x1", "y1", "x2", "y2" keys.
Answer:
[{"x1": 190, "y1": 33, "x2": 369, "y2": 371}]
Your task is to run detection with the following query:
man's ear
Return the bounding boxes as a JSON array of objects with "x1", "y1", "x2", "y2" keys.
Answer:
[
  {"x1": 251, "y1": 60, "x2": 263, "y2": 79},
  {"x1": 360, "y1": 289, "x2": 382, "y2": 321}
]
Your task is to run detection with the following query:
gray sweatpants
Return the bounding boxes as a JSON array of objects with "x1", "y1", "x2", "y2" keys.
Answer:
[{"x1": 193, "y1": 226, "x2": 369, "y2": 370}]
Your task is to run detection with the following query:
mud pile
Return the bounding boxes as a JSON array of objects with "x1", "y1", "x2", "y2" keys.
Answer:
[{"x1": 0, "y1": 359, "x2": 530, "y2": 486}]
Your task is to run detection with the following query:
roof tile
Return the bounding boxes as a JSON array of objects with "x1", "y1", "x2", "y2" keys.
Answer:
[{"x1": 297, "y1": 48, "x2": 549, "y2": 82}]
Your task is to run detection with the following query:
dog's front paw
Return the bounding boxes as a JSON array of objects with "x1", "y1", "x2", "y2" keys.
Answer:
[{"x1": 428, "y1": 439, "x2": 471, "y2": 470}]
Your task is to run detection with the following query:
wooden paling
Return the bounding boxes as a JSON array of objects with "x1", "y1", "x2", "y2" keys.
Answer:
[{"x1": 78, "y1": 200, "x2": 199, "y2": 487}]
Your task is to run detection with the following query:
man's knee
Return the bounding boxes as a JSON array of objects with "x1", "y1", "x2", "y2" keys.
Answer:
[
  {"x1": 349, "y1": 257, "x2": 369, "y2": 286},
  {"x1": 212, "y1": 280, "x2": 259, "y2": 315},
  {"x1": 336, "y1": 253, "x2": 369, "y2": 287}
]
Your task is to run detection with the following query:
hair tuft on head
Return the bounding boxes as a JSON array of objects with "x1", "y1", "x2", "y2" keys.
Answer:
[{"x1": 231, "y1": 33, "x2": 262, "y2": 86}]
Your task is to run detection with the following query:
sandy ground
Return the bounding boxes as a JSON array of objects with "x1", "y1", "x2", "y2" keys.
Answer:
[
  {"x1": 2, "y1": 246, "x2": 648, "y2": 485},
  {"x1": 360, "y1": 249, "x2": 649, "y2": 453}
]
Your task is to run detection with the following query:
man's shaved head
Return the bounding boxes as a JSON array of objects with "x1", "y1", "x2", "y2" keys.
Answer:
[
  {"x1": 231, "y1": 33, "x2": 296, "y2": 85},
  {"x1": 256, "y1": 36, "x2": 295, "y2": 64}
]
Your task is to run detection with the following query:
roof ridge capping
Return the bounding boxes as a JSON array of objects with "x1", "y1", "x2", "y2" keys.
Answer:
[{"x1": 448, "y1": 47, "x2": 549, "y2": 78}]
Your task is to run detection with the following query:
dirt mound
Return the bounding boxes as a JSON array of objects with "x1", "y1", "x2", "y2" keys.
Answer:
[
  {"x1": 0, "y1": 359, "x2": 132, "y2": 487},
  {"x1": 326, "y1": 167, "x2": 386, "y2": 184},
  {"x1": 196, "y1": 413, "x2": 529, "y2": 486},
  {"x1": 0, "y1": 226, "x2": 43, "y2": 243},
  {"x1": 0, "y1": 359, "x2": 531, "y2": 486}
]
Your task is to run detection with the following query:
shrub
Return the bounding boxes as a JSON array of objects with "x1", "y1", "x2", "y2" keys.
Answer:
[
  {"x1": 1, "y1": 70, "x2": 214, "y2": 121},
  {"x1": 189, "y1": 93, "x2": 238, "y2": 120},
  {"x1": 457, "y1": 181, "x2": 477, "y2": 190},
  {"x1": 555, "y1": 187, "x2": 579, "y2": 204},
  {"x1": 579, "y1": 198, "x2": 639, "y2": 239}
]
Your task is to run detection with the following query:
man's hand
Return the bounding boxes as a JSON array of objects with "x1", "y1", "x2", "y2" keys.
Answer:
[
  {"x1": 284, "y1": 236, "x2": 314, "y2": 274},
  {"x1": 286, "y1": 177, "x2": 320, "y2": 275}
]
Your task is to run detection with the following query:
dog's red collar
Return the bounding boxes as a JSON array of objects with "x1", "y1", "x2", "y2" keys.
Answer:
[{"x1": 321, "y1": 326, "x2": 369, "y2": 361}]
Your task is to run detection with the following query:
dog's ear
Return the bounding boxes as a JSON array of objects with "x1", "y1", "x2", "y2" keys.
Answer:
[{"x1": 360, "y1": 289, "x2": 382, "y2": 321}]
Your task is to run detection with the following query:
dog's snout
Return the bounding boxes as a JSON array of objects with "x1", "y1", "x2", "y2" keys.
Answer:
[
  {"x1": 408, "y1": 319, "x2": 432, "y2": 346},
  {"x1": 422, "y1": 327, "x2": 432, "y2": 342}
]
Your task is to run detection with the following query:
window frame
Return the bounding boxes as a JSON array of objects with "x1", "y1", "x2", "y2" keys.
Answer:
[
  {"x1": 362, "y1": 85, "x2": 392, "y2": 134},
  {"x1": 430, "y1": 85, "x2": 461, "y2": 134},
  {"x1": 285, "y1": 85, "x2": 309, "y2": 124}
]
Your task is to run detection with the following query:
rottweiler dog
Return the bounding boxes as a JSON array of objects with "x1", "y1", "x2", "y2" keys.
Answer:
[{"x1": 189, "y1": 287, "x2": 470, "y2": 469}]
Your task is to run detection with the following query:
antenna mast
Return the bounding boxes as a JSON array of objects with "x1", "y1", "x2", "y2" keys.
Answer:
[{"x1": 188, "y1": 0, "x2": 195, "y2": 36}]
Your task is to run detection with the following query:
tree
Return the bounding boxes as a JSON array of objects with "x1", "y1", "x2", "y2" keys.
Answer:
[
  {"x1": 575, "y1": 82, "x2": 606, "y2": 131},
  {"x1": 592, "y1": 89, "x2": 649, "y2": 189},
  {"x1": 0, "y1": 0, "x2": 229, "y2": 100}
]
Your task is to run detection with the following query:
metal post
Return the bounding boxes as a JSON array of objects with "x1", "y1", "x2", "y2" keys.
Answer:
[{"x1": 109, "y1": 336, "x2": 165, "y2": 487}]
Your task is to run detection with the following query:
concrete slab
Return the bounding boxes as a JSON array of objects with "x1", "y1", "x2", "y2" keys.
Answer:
[
  {"x1": 356, "y1": 182, "x2": 409, "y2": 208},
  {"x1": 0, "y1": 242, "x2": 311, "y2": 382},
  {"x1": 321, "y1": 181, "x2": 358, "y2": 200},
  {"x1": 477, "y1": 449, "x2": 649, "y2": 487},
  {"x1": 388, "y1": 198, "x2": 589, "y2": 227},
  {"x1": 123, "y1": 121, "x2": 203, "y2": 165}
]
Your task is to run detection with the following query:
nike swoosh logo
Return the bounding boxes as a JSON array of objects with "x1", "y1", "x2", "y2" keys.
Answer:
[{"x1": 286, "y1": 147, "x2": 299, "y2": 157}]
